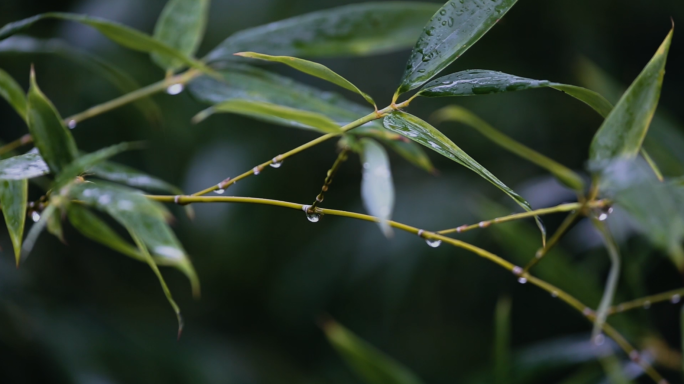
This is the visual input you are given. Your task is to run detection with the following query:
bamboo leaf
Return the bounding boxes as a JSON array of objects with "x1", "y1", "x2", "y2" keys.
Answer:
[
  {"x1": 89, "y1": 161, "x2": 183, "y2": 194},
  {"x1": 205, "y1": 2, "x2": 441, "y2": 63},
  {"x1": 21, "y1": 203, "x2": 56, "y2": 261},
  {"x1": 323, "y1": 319, "x2": 425, "y2": 384},
  {"x1": 0, "y1": 67, "x2": 27, "y2": 120},
  {"x1": 377, "y1": 137, "x2": 435, "y2": 173},
  {"x1": 26, "y1": 68, "x2": 78, "y2": 173},
  {"x1": 590, "y1": 218, "x2": 621, "y2": 345},
  {"x1": 589, "y1": 29, "x2": 673, "y2": 162},
  {"x1": 383, "y1": 111, "x2": 545, "y2": 243},
  {"x1": 235, "y1": 52, "x2": 375, "y2": 107},
  {"x1": 0, "y1": 13, "x2": 212, "y2": 74},
  {"x1": 152, "y1": 0, "x2": 210, "y2": 72},
  {"x1": 67, "y1": 181, "x2": 200, "y2": 296},
  {"x1": 55, "y1": 142, "x2": 139, "y2": 189},
  {"x1": 0, "y1": 179, "x2": 27, "y2": 265},
  {"x1": 193, "y1": 99, "x2": 342, "y2": 134},
  {"x1": 359, "y1": 139, "x2": 395, "y2": 237},
  {"x1": 432, "y1": 105, "x2": 585, "y2": 191},
  {"x1": 396, "y1": 0, "x2": 518, "y2": 95},
  {"x1": 420, "y1": 70, "x2": 613, "y2": 118},
  {"x1": 0, "y1": 151, "x2": 50, "y2": 180}
]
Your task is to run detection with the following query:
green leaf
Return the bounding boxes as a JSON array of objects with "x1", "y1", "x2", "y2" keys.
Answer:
[
  {"x1": 0, "y1": 36, "x2": 162, "y2": 125},
  {"x1": 359, "y1": 139, "x2": 395, "y2": 237},
  {"x1": 0, "y1": 179, "x2": 27, "y2": 265},
  {"x1": 420, "y1": 70, "x2": 613, "y2": 118},
  {"x1": 396, "y1": 0, "x2": 518, "y2": 95},
  {"x1": 89, "y1": 161, "x2": 183, "y2": 194},
  {"x1": 432, "y1": 105, "x2": 585, "y2": 191},
  {"x1": 21, "y1": 203, "x2": 56, "y2": 261},
  {"x1": 235, "y1": 52, "x2": 375, "y2": 107},
  {"x1": 323, "y1": 319, "x2": 425, "y2": 384},
  {"x1": 383, "y1": 111, "x2": 545, "y2": 243},
  {"x1": 55, "y1": 142, "x2": 139, "y2": 189},
  {"x1": 26, "y1": 68, "x2": 78, "y2": 173},
  {"x1": 0, "y1": 67, "x2": 27, "y2": 120},
  {"x1": 46, "y1": 205, "x2": 65, "y2": 243},
  {"x1": 0, "y1": 13, "x2": 212, "y2": 74},
  {"x1": 589, "y1": 28, "x2": 673, "y2": 162},
  {"x1": 67, "y1": 181, "x2": 200, "y2": 296},
  {"x1": 493, "y1": 296, "x2": 512, "y2": 384},
  {"x1": 589, "y1": 218, "x2": 621, "y2": 345},
  {"x1": 0, "y1": 150, "x2": 50, "y2": 180},
  {"x1": 205, "y1": 2, "x2": 441, "y2": 63},
  {"x1": 152, "y1": 0, "x2": 210, "y2": 72},
  {"x1": 377, "y1": 136, "x2": 435, "y2": 173},
  {"x1": 193, "y1": 99, "x2": 342, "y2": 134}
]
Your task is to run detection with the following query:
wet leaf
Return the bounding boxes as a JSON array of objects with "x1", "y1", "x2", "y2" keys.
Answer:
[
  {"x1": 359, "y1": 139, "x2": 394, "y2": 237},
  {"x1": 377, "y1": 136, "x2": 435, "y2": 173},
  {"x1": 0, "y1": 150, "x2": 50, "y2": 180},
  {"x1": 89, "y1": 161, "x2": 182, "y2": 194},
  {"x1": 433, "y1": 105, "x2": 585, "y2": 191},
  {"x1": 193, "y1": 99, "x2": 342, "y2": 134},
  {"x1": 589, "y1": 29, "x2": 673, "y2": 161},
  {"x1": 235, "y1": 52, "x2": 375, "y2": 107},
  {"x1": 67, "y1": 181, "x2": 199, "y2": 295},
  {"x1": 397, "y1": 0, "x2": 518, "y2": 95},
  {"x1": 0, "y1": 179, "x2": 27, "y2": 265},
  {"x1": 26, "y1": 68, "x2": 78, "y2": 173},
  {"x1": 323, "y1": 319, "x2": 425, "y2": 384},
  {"x1": 0, "y1": 36, "x2": 162, "y2": 125},
  {"x1": 152, "y1": 0, "x2": 210, "y2": 72},
  {"x1": 55, "y1": 142, "x2": 138, "y2": 189},
  {"x1": 383, "y1": 111, "x2": 545, "y2": 243},
  {"x1": 0, "y1": 13, "x2": 212, "y2": 73},
  {"x1": 421, "y1": 70, "x2": 613, "y2": 118},
  {"x1": 205, "y1": 2, "x2": 441, "y2": 63},
  {"x1": 0, "y1": 67, "x2": 27, "y2": 120}
]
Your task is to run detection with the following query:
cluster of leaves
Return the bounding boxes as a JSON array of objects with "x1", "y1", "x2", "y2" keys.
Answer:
[{"x1": 0, "y1": 0, "x2": 681, "y2": 382}]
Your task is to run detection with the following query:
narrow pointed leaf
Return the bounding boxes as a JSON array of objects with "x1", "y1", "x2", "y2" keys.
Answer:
[
  {"x1": 89, "y1": 161, "x2": 183, "y2": 194},
  {"x1": 0, "y1": 67, "x2": 27, "y2": 120},
  {"x1": 590, "y1": 218, "x2": 621, "y2": 343},
  {"x1": 0, "y1": 179, "x2": 27, "y2": 264},
  {"x1": 68, "y1": 181, "x2": 199, "y2": 296},
  {"x1": 205, "y1": 2, "x2": 441, "y2": 63},
  {"x1": 235, "y1": 52, "x2": 375, "y2": 107},
  {"x1": 21, "y1": 203, "x2": 56, "y2": 261},
  {"x1": 433, "y1": 106, "x2": 585, "y2": 191},
  {"x1": 0, "y1": 13, "x2": 212, "y2": 73},
  {"x1": 0, "y1": 36, "x2": 162, "y2": 125},
  {"x1": 383, "y1": 111, "x2": 545, "y2": 242},
  {"x1": 590, "y1": 29, "x2": 673, "y2": 161},
  {"x1": 0, "y1": 151, "x2": 50, "y2": 180},
  {"x1": 360, "y1": 139, "x2": 395, "y2": 237},
  {"x1": 55, "y1": 142, "x2": 139, "y2": 188},
  {"x1": 27, "y1": 69, "x2": 78, "y2": 173},
  {"x1": 397, "y1": 0, "x2": 518, "y2": 95},
  {"x1": 152, "y1": 0, "x2": 210, "y2": 72},
  {"x1": 323, "y1": 319, "x2": 425, "y2": 384},
  {"x1": 420, "y1": 70, "x2": 613, "y2": 118},
  {"x1": 378, "y1": 137, "x2": 435, "y2": 173},
  {"x1": 193, "y1": 99, "x2": 342, "y2": 134}
]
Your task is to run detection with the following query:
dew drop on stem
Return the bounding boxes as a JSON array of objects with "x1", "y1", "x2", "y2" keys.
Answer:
[
  {"x1": 517, "y1": 277, "x2": 527, "y2": 284},
  {"x1": 67, "y1": 120, "x2": 77, "y2": 129},
  {"x1": 302, "y1": 205, "x2": 320, "y2": 223},
  {"x1": 215, "y1": 185, "x2": 225, "y2": 194},
  {"x1": 270, "y1": 157, "x2": 283, "y2": 168},
  {"x1": 31, "y1": 211, "x2": 40, "y2": 222},
  {"x1": 166, "y1": 84, "x2": 184, "y2": 95},
  {"x1": 425, "y1": 239, "x2": 442, "y2": 248},
  {"x1": 672, "y1": 294, "x2": 681, "y2": 304}
]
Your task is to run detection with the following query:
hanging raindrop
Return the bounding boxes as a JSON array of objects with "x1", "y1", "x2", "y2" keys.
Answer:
[
  {"x1": 253, "y1": 166, "x2": 261, "y2": 175},
  {"x1": 270, "y1": 157, "x2": 283, "y2": 168},
  {"x1": 215, "y1": 184, "x2": 225, "y2": 194},
  {"x1": 597, "y1": 206, "x2": 614, "y2": 221},
  {"x1": 166, "y1": 84, "x2": 184, "y2": 95},
  {"x1": 517, "y1": 277, "x2": 527, "y2": 284},
  {"x1": 302, "y1": 205, "x2": 320, "y2": 223},
  {"x1": 67, "y1": 120, "x2": 77, "y2": 129},
  {"x1": 31, "y1": 211, "x2": 41, "y2": 222},
  {"x1": 425, "y1": 239, "x2": 442, "y2": 248},
  {"x1": 672, "y1": 294, "x2": 681, "y2": 304}
]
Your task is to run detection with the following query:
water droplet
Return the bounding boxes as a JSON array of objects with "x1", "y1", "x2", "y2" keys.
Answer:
[
  {"x1": 512, "y1": 266, "x2": 523, "y2": 276},
  {"x1": 270, "y1": 157, "x2": 283, "y2": 168},
  {"x1": 302, "y1": 205, "x2": 320, "y2": 223},
  {"x1": 551, "y1": 291, "x2": 558, "y2": 298},
  {"x1": 447, "y1": 17, "x2": 454, "y2": 27},
  {"x1": 598, "y1": 213, "x2": 608, "y2": 221},
  {"x1": 593, "y1": 334, "x2": 605, "y2": 346},
  {"x1": 166, "y1": 84, "x2": 184, "y2": 95},
  {"x1": 215, "y1": 185, "x2": 225, "y2": 194},
  {"x1": 597, "y1": 206, "x2": 613, "y2": 221},
  {"x1": 425, "y1": 239, "x2": 442, "y2": 248},
  {"x1": 67, "y1": 120, "x2": 77, "y2": 129},
  {"x1": 253, "y1": 166, "x2": 261, "y2": 175},
  {"x1": 517, "y1": 277, "x2": 527, "y2": 284},
  {"x1": 31, "y1": 211, "x2": 40, "y2": 222},
  {"x1": 643, "y1": 301, "x2": 651, "y2": 309},
  {"x1": 672, "y1": 294, "x2": 681, "y2": 304}
]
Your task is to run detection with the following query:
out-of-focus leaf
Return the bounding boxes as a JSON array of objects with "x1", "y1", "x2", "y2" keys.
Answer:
[
  {"x1": 193, "y1": 99, "x2": 342, "y2": 134},
  {"x1": 0, "y1": 13, "x2": 212, "y2": 73},
  {"x1": 589, "y1": 29, "x2": 673, "y2": 161},
  {"x1": 152, "y1": 0, "x2": 210, "y2": 72},
  {"x1": 55, "y1": 143, "x2": 138, "y2": 189},
  {"x1": 383, "y1": 111, "x2": 545, "y2": 243},
  {"x1": 396, "y1": 0, "x2": 518, "y2": 95},
  {"x1": 67, "y1": 181, "x2": 199, "y2": 296},
  {"x1": 377, "y1": 137, "x2": 435, "y2": 173},
  {"x1": 323, "y1": 319, "x2": 425, "y2": 384},
  {"x1": 494, "y1": 296, "x2": 512, "y2": 384},
  {"x1": 46, "y1": 206, "x2": 64, "y2": 242},
  {"x1": 26, "y1": 68, "x2": 78, "y2": 173},
  {"x1": 640, "y1": 148, "x2": 664, "y2": 182},
  {"x1": 67, "y1": 204, "x2": 143, "y2": 261},
  {"x1": 0, "y1": 179, "x2": 27, "y2": 265},
  {"x1": 359, "y1": 138, "x2": 394, "y2": 237},
  {"x1": 433, "y1": 105, "x2": 585, "y2": 191},
  {"x1": 593, "y1": 158, "x2": 684, "y2": 269},
  {"x1": 0, "y1": 67, "x2": 27, "y2": 120},
  {"x1": 235, "y1": 52, "x2": 375, "y2": 107},
  {"x1": 0, "y1": 36, "x2": 162, "y2": 125},
  {"x1": 590, "y1": 218, "x2": 621, "y2": 344},
  {"x1": 420, "y1": 70, "x2": 613, "y2": 118},
  {"x1": 205, "y1": 2, "x2": 441, "y2": 63},
  {"x1": 89, "y1": 161, "x2": 182, "y2": 194},
  {"x1": 0, "y1": 151, "x2": 49, "y2": 180},
  {"x1": 21, "y1": 203, "x2": 56, "y2": 260}
]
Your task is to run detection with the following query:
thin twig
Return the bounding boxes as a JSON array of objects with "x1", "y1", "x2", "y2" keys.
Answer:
[
  {"x1": 608, "y1": 287, "x2": 684, "y2": 315},
  {"x1": 523, "y1": 209, "x2": 582, "y2": 272},
  {"x1": 308, "y1": 148, "x2": 349, "y2": 213}
]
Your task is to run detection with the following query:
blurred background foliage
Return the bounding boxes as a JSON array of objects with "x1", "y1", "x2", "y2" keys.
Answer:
[{"x1": 1, "y1": 0, "x2": 683, "y2": 383}]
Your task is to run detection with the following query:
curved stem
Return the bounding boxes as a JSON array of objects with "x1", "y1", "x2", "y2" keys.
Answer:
[{"x1": 147, "y1": 194, "x2": 666, "y2": 384}]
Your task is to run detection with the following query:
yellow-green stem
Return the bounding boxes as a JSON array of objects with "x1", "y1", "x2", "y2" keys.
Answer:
[
  {"x1": 608, "y1": 287, "x2": 684, "y2": 315},
  {"x1": 523, "y1": 209, "x2": 582, "y2": 272}
]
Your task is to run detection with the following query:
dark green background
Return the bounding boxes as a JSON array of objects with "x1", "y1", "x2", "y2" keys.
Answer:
[{"x1": 0, "y1": 0, "x2": 683, "y2": 383}]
